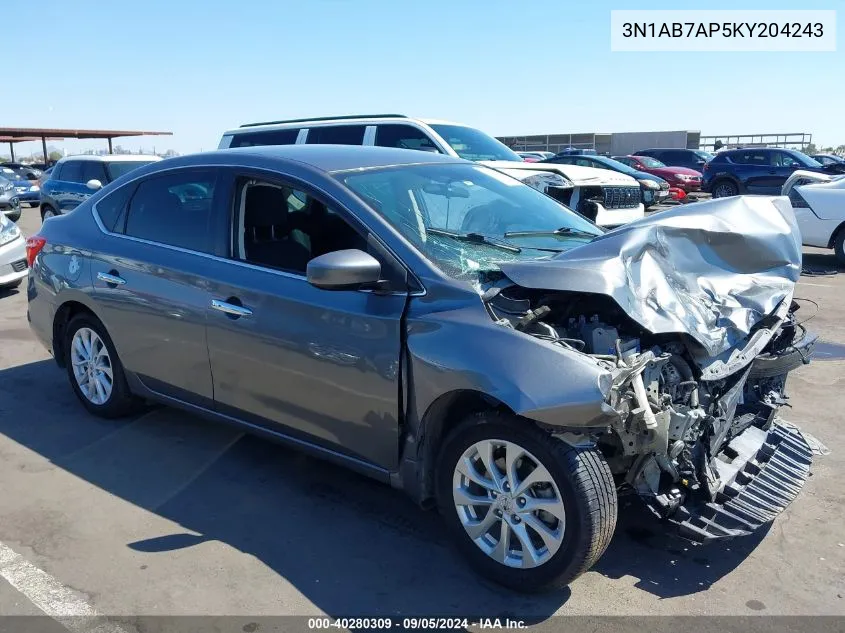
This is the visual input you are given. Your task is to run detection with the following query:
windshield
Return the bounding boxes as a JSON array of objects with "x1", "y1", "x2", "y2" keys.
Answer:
[
  {"x1": 694, "y1": 150, "x2": 714, "y2": 161},
  {"x1": 105, "y1": 160, "x2": 157, "y2": 180},
  {"x1": 429, "y1": 125, "x2": 522, "y2": 162},
  {"x1": 340, "y1": 163, "x2": 603, "y2": 281},
  {"x1": 794, "y1": 153, "x2": 823, "y2": 168},
  {"x1": 593, "y1": 156, "x2": 639, "y2": 175},
  {"x1": 639, "y1": 156, "x2": 665, "y2": 168}
]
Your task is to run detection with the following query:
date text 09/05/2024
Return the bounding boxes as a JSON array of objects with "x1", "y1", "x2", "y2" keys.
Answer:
[
  {"x1": 622, "y1": 22, "x2": 824, "y2": 38},
  {"x1": 307, "y1": 617, "x2": 527, "y2": 630}
]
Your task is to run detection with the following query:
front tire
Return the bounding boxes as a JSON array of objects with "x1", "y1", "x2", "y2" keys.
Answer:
[
  {"x1": 833, "y1": 228, "x2": 845, "y2": 267},
  {"x1": 63, "y1": 314, "x2": 139, "y2": 418},
  {"x1": 436, "y1": 412, "x2": 617, "y2": 592},
  {"x1": 711, "y1": 179, "x2": 738, "y2": 198}
]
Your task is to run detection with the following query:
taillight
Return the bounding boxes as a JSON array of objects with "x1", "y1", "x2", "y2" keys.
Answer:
[
  {"x1": 702, "y1": 163, "x2": 710, "y2": 172},
  {"x1": 26, "y1": 236, "x2": 46, "y2": 267}
]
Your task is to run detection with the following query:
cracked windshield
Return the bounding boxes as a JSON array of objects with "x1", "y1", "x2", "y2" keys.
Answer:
[{"x1": 341, "y1": 163, "x2": 603, "y2": 279}]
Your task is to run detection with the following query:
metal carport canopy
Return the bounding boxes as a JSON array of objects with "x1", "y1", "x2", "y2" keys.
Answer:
[{"x1": 0, "y1": 127, "x2": 172, "y2": 162}]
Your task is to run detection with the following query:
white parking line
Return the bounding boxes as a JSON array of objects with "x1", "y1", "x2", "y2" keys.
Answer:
[{"x1": 0, "y1": 541, "x2": 129, "y2": 633}]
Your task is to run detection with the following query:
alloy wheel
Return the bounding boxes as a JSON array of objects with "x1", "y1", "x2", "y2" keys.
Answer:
[
  {"x1": 452, "y1": 439, "x2": 566, "y2": 569},
  {"x1": 70, "y1": 327, "x2": 114, "y2": 405},
  {"x1": 713, "y1": 182, "x2": 736, "y2": 198}
]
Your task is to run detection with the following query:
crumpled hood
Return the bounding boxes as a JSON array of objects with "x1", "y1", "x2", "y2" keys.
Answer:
[
  {"x1": 481, "y1": 160, "x2": 639, "y2": 187},
  {"x1": 499, "y1": 195, "x2": 802, "y2": 357}
]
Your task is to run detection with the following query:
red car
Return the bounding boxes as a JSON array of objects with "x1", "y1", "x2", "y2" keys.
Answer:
[{"x1": 614, "y1": 155, "x2": 703, "y2": 193}]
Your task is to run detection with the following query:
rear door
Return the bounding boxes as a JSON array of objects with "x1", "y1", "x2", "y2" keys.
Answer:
[
  {"x1": 52, "y1": 160, "x2": 89, "y2": 213},
  {"x1": 88, "y1": 168, "x2": 229, "y2": 406},
  {"x1": 766, "y1": 151, "x2": 803, "y2": 194},
  {"x1": 204, "y1": 170, "x2": 409, "y2": 470},
  {"x1": 732, "y1": 150, "x2": 771, "y2": 194}
]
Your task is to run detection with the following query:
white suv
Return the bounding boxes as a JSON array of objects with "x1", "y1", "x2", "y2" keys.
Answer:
[{"x1": 219, "y1": 115, "x2": 644, "y2": 227}]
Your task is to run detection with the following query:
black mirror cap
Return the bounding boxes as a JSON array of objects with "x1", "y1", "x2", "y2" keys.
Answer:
[{"x1": 306, "y1": 249, "x2": 382, "y2": 290}]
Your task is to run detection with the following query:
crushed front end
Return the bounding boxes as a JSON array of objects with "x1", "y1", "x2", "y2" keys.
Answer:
[
  {"x1": 488, "y1": 195, "x2": 823, "y2": 542},
  {"x1": 487, "y1": 286, "x2": 817, "y2": 542}
]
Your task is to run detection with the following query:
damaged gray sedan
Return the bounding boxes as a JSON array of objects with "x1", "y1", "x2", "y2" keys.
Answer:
[{"x1": 26, "y1": 146, "x2": 817, "y2": 592}]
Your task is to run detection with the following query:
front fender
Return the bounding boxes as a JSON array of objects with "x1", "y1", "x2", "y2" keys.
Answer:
[{"x1": 406, "y1": 303, "x2": 616, "y2": 432}]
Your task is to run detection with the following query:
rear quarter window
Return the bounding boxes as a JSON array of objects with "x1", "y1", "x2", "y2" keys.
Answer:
[
  {"x1": 94, "y1": 184, "x2": 136, "y2": 232},
  {"x1": 229, "y1": 128, "x2": 300, "y2": 148},
  {"x1": 305, "y1": 125, "x2": 366, "y2": 145}
]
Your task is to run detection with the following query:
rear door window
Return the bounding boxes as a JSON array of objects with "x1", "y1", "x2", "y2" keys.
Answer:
[
  {"x1": 774, "y1": 152, "x2": 800, "y2": 168},
  {"x1": 305, "y1": 125, "x2": 366, "y2": 145},
  {"x1": 80, "y1": 161, "x2": 108, "y2": 184},
  {"x1": 60, "y1": 161, "x2": 83, "y2": 183},
  {"x1": 661, "y1": 150, "x2": 687, "y2": 165},
  {"x1": 375, "y1": 124, "x2": 441, "y2": 152},
  {"x1": 123, "y1": 170, "x2": 219, "y2": 253},
  {"x1": 95, "y1": 184, "x2": 136, "y2": 232},
  {"x1": 229, "y1": 129, "x2": 300, "y2": 148}
]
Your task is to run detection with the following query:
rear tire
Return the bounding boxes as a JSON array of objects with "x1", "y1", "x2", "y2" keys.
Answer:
[
  {"x1": 711, "y1": 179, "x2": 738, "y2": 198},
  {"x1": 435, "y1": 412, "x2": 617, "y2": 592},
  {"x1": 41, "y1": 205, "x2": 57, "y2": 221},
  {"x1": 63, "y1": 313, "x2": 140, "y2": 418}
]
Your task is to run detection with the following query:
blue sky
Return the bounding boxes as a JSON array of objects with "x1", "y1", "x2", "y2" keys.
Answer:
[{"x1": 3, "y1": 0, "x2": 842, "y2": 156}]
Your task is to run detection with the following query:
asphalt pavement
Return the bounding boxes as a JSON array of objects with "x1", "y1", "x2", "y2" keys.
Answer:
[{"x1": 0, "y1": 204, "x2": 842, "y2": 630}]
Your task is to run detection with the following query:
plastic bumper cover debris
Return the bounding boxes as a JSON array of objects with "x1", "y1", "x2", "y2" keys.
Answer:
[{"x1": 668, "y1": 422, "x2": 813, "y2": 542}]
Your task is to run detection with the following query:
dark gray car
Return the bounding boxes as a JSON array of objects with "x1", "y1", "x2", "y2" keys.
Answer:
[{"x1": 26, "y1": 145, "x2": 818, "y2": 591}]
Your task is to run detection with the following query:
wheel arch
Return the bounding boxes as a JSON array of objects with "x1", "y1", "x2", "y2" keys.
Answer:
[
  {"x1": 402, "y1": 388, "x2": 515, "y2": 507},
  {"x1": 52, "y1": 299, "x2": 102, "y2": 368},
  {"x1": 711, "y1": 174, "x2": 742, "y2": 194},
  {"x1": 827, "y1": 220, "x2": 845, "y2": 250}
]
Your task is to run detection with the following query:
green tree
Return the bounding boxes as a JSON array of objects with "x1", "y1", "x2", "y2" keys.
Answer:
[
  {"x1": 48, "y1": 151, "x2": 63, "y2": 161},
  {"x1": 803, "y1": 143, "x2": 817, "y2": 155}
]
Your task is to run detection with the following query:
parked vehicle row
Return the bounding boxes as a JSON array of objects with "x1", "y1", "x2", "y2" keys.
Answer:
[
  {"x1": 541, "y1": 154, "x2": 669, "y2": 208},
  {"x1": 1, "y1": 165, "x2": 41, "y2": 208},
  {"x1": 703, "y1": 148, "x2": 838, "y2": 197},
  {"x1": 219, "y1": 115, "x2": 645, "y2": 227},
  {"x1": 0, "y1": 175, "x2": 21, "y2": 222}
]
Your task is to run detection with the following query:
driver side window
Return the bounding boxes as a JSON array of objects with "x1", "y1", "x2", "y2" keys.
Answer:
[{"x1": 232, "y1": 178, "x2": 409, "y2": 289}]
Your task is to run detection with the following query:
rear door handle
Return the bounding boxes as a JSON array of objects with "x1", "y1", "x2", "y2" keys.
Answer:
[
  {"x1": 97, "y1": 272, "x2": 126, "y2": 286},
  {"x1": 211, "y1": 299, "x2": 253, "y2": 318}
]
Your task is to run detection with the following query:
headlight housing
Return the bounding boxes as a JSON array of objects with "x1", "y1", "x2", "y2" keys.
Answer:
[
  {"x1": 521, "y1": 173, "x2": 574, "y2": 192},
  {"x1": 675, "y1": 173, "x2": 693, "y2": 181},
  {"x1": 637, "y1": 178, "x2": 660, "y2": 189},
  {"x1": 0, "y1": 215, "x2": 21, "y2": 246},
  {"x1": 29, "y1": 185, "x2": 40, "y2": 192}
]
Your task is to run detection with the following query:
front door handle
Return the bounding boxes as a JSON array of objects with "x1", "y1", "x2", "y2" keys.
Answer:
[
  {"x1": 97, "y1": 271, "x2": 126, "y2": 286},
  {"x1": 211, "y1": 299, "x2": 253, "y2": 318}
]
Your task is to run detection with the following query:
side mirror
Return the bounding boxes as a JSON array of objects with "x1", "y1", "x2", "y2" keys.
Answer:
[
  {"x1": 306, "y1": 249, "x2": 382, "y2": 290},
  {"x1": 86, "y1": 179, "x2": 103, "y2": 191}
]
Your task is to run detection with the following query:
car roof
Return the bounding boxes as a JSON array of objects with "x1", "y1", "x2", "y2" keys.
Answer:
[
  {"x1": 185, "y1": 144, "x2": 466, "y2": 173},
  {"x1": 58, "y1": 154, "x2": 162, "y2": 163},
  {"x1": 224, "y1": 115, "x2": 466, "y2": 135}
]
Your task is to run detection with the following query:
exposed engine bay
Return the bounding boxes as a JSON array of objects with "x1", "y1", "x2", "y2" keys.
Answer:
[{"x1": 485, "y1": 284, "x2": 818, "y2": 541}]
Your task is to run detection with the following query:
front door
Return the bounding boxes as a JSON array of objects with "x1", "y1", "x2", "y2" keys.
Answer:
[{"x1": 205, "y1": 174, "x2": 408, "y2": 470}]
